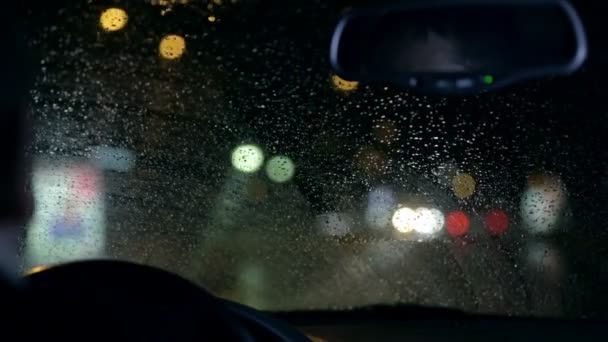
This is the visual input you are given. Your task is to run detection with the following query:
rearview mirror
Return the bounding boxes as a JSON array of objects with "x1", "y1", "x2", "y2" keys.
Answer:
[{"x1": 330, "y1": 0, "x2": 587, "y2": 94}]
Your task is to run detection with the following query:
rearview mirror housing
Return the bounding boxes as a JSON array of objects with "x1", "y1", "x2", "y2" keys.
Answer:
[{"x1": 330, "y1": 0, "x2": 587, "y2": 94}]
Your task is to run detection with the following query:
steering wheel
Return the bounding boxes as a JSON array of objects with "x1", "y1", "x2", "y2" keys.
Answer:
[{"x1": 22, "y1": 260, "x2": 310, "y2": 341}]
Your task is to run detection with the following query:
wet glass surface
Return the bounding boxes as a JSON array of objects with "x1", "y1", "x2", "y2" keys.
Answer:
[{"x1": 21, "y1": 0, "x2": 608, "y2": 317}]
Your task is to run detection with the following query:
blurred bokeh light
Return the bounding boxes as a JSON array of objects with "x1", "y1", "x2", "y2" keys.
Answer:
[
  {"x1": 25, "y1": 162, "x2": 106, "y2": 268},
  {"x1": 231, "y1": 144, "x2": 265, "y2": 173},
  {"x1": 392, "y1": 207, "x2": 444, "y2": 235},
  {"x1": 392, "y1": 207, "x2": 416, "y2": 233},
  {"x1": 452, "y1": 173, "x2": 476, "y2": 199},
  {"x1": 24, "y1": 265, "x2": 52, "y2": 276},
  {"x1": 265, "y1": 155, "x2": 295, "y2": 183},
  {"x1": 159, "y1": 34, "x2": 186, "y2": 60},
  {"x1": 520, "y1": 174, "x2": 566, "y2": 234},
  {"x1": 446, "y1": 211, "x2": 470, "y2": 237},
  {"x1": 331, "y1": 74, "x2": 359, "y2": 91},
  {"x1": 365, "y1": 186, "x2": 396, "y2": 230},
  {"x1": 486, "y1": 209, "x2": 509, "y2": 235},
  {"x1": 99, "y1": 8, "x2": 128, "y2": 32},
  {"x1": 415, "y1": 208, "x2": 445, "y2": 235}
]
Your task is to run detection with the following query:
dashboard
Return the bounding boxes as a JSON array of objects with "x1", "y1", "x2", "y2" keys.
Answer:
[
  {"x1": 291, "y1": 317, "x2": 605, "y2": 342},
  {"x1": 19, "y1": 260, "x2": 606, "y2": 341}
]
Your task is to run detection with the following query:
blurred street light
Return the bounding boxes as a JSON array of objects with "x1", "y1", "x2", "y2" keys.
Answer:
[
  {"x1": 231, "y1": 144, "x2": 265, "y2": 173},
  {"x1": 331, "y1": 74, "x2": 359, "y2": 91},
  {"x1": 452, "y1": 172, "x2": 476, "y2": 199},
  {"x1": 265, "y1": 156, "x2": 295, "y2": 183},
  {"x1": 100, "y1": 8, "x2": 128, "y2": 32},
  {"x1": 159, "y1": 34, "x2": 186, "y2": 60}
]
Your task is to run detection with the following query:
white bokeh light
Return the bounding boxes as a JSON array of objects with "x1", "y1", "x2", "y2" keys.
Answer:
[
  {"x1": 392, "y1": 207, "x2": 417, "y2": 233},
  {"x1": 231, "y1": 144, "x2": 264, "y2": 173},
  {"x1": 415, "y1": 208, "x2": 445, "y2": 235},
  {"x1": 265, "y1": 155, "x2": 295, "y2": 183},
  {"x1": 520, "y1": 175, "x2": 566, "y2": 235},
  {"x1": 392, "y1": 207, "x2": 444, "y2": 235}
]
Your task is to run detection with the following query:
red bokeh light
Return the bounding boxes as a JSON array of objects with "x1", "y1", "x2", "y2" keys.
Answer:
[
  {"x1": 486, "y1": 209, "x2": 509, "y2": 235},
  {"x1": 446, "y1": 211, "x2": 470, "y2": 237}
]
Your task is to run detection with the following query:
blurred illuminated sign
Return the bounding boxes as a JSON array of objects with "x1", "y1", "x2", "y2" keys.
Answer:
[
  {"x1": 25, "y1": 161, "x2": 106, "y2": 268},
  {"x1": 520, "y1": 174, "x2": 566, "y2": 235}
]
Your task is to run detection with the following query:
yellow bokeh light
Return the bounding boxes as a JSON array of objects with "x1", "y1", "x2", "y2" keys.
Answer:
[
  {"x1": 452, "y1": 172, "x2": 476, "y2": 199},
  {"x1": 99, "y1": 8, "x2": 129, "y2": 32},
  {"x1": 159, "y1": 35, "x2": 186, "y2": 60},
  {"x1": 208, "y1": 15, "x2": 217, "y2": 22},
  {"x1": 24, "y1": 265, "x2": 52, "y2": 276},
  {"x1": 331, "y1": 74, "x2": 359, "y2": 91}
]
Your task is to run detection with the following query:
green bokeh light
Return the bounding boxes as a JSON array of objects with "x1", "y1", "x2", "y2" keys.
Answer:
[
  {"x1": 483, "y1": 74, "x2": 495, "y2": 85},
  {"x1": 231, "y1": 144, "x2": 265, "y2": 173},
  {"x1": 265, "y1": 155, "x2": 295, "y2": 183}
]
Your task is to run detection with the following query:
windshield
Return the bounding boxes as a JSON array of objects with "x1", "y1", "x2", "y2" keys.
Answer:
[{"x1": 22, "y1": 0, "x2": 607, "y2": 318}]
